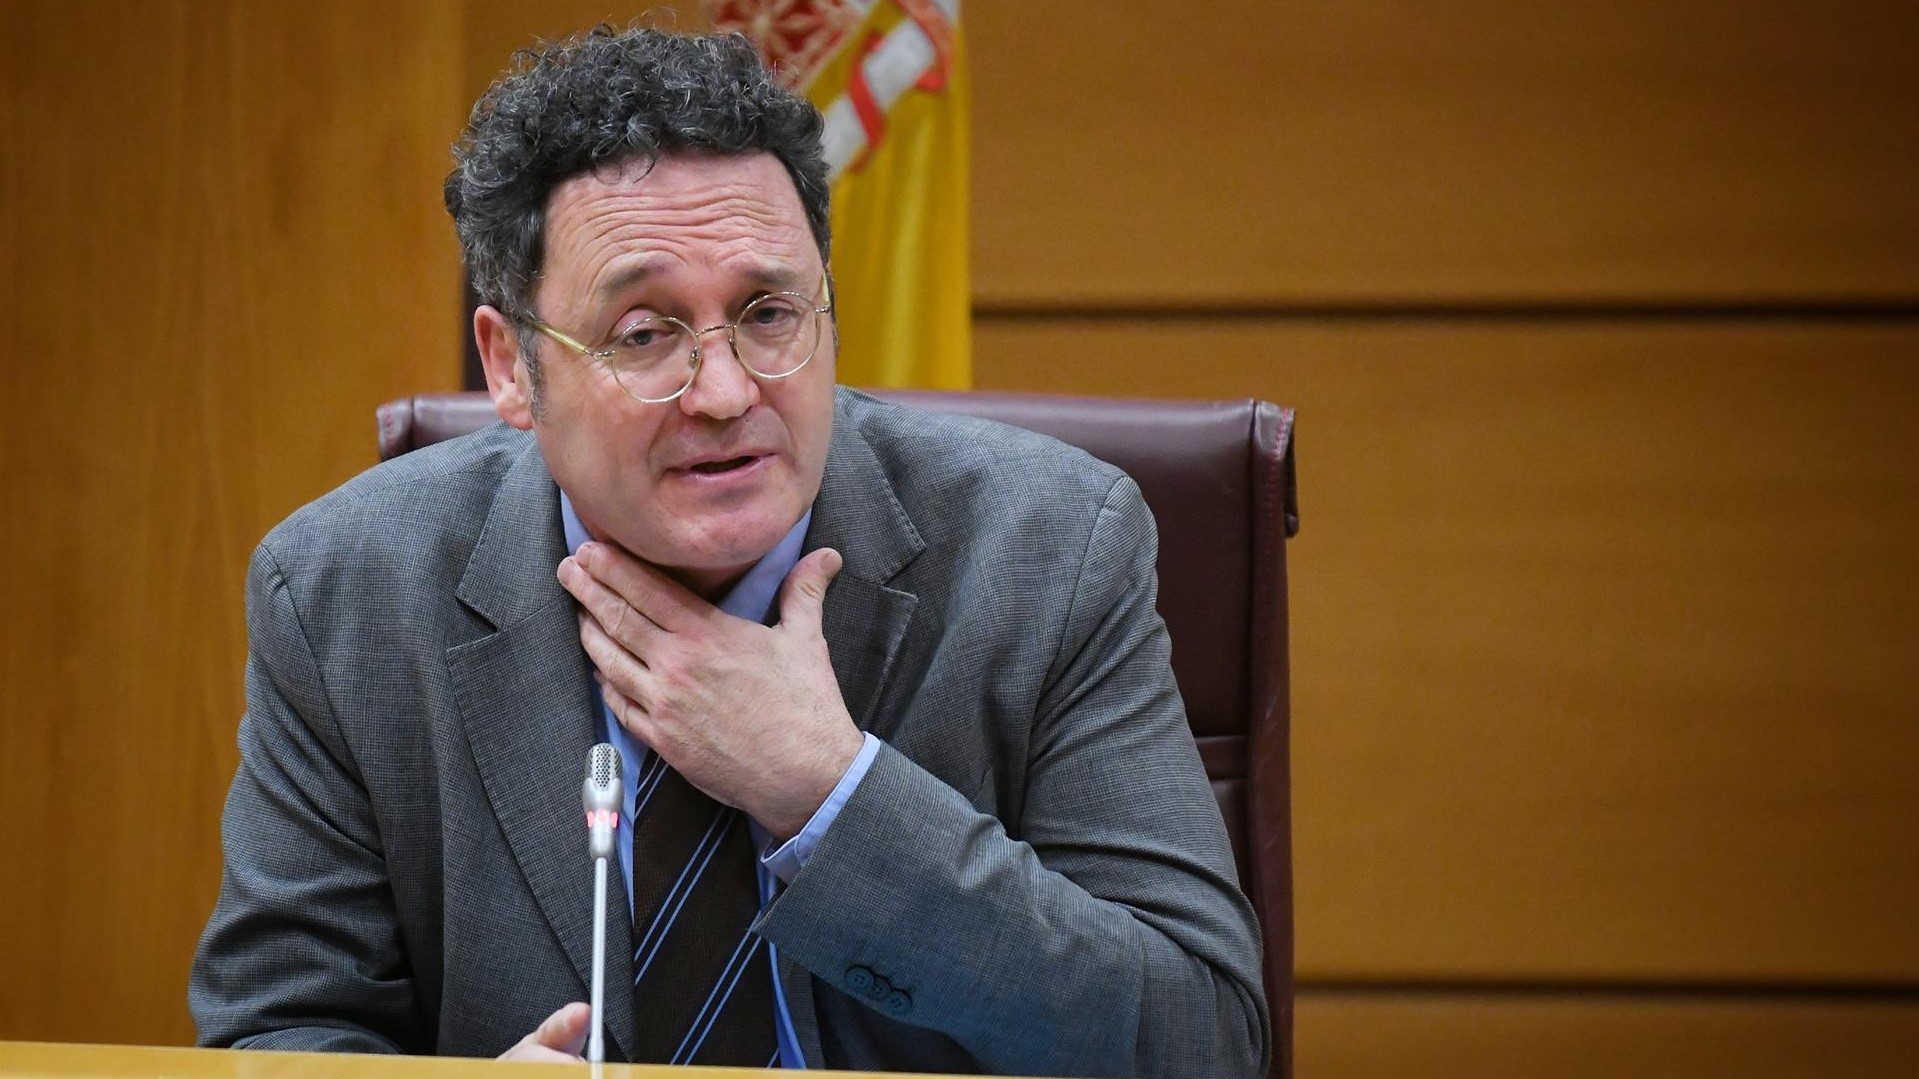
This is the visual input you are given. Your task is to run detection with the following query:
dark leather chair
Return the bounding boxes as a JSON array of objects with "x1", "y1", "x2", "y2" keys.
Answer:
[{"x1": 377, "y1": 388, "x2": 1300, "y2": 1078}]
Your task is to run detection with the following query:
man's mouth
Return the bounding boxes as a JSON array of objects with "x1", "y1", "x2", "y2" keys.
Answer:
[{"x1": 684, "y1": 454, "x2": 761, "y2": 475}]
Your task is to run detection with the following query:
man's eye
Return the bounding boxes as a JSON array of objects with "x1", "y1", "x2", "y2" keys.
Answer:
[
  {"x1": 614, "y1": 321, "x2": 677, "y2": 351},
  {"x1": 746, "y1": 299, "x2": 801, "y2": 327}
]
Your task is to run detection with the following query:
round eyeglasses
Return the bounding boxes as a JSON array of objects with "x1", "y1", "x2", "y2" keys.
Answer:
[{"x1": 519, "y1": 277, "x2": 834, "y2": 404}]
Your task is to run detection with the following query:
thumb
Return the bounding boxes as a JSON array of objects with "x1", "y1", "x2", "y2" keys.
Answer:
[
  {"x1": 778, "y1": 547, "x2": 844, "y2": 631},
  {"x1": 531, "y1": 1001, "x2": 591, "y2": 1055}
]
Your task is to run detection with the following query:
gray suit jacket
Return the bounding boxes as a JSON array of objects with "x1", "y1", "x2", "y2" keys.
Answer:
[{"x1": 191, "y1": 388, "x2": 1268, "y2": 1076}]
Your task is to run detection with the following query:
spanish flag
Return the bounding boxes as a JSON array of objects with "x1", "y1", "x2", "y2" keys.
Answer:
[{"x1": 706, "y1": 0, "x2": 971, "y2": 389}]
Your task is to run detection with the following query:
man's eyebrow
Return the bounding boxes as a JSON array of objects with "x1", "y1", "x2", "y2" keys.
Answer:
[
  {"x1": 735, "y1": 263, "x2": 810, "y2": 291},
  {"x1": 588, "y1": 261, "x2": 810, "y2": 303},
  {"x1": 590, "y1": 262, "x2": 660, "y2": 303}
]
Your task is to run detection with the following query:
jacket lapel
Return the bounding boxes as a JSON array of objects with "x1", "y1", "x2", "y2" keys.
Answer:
[
  {"x1": 806, "y1": 392, "x2": 925, "y2": 739},
  {"x1": 445, "y1": 439, "x2": 640, "y2": 1059}
]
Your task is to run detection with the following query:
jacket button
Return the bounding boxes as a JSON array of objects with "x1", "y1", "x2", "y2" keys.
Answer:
[
  {"x1": 864, "y1": 973, "x2": 892, "y2": 1001},
  {"x1": 885, "y1": 989, "x2": 912, "y2": 1016},
  {"x1": 845, "y1": 966, "x2": 874, "y2": 994}
]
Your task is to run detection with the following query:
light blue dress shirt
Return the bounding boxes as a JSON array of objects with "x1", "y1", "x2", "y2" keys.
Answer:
[{"x1": 560, "y1": 492, "x2": 881, "y2": 1068}]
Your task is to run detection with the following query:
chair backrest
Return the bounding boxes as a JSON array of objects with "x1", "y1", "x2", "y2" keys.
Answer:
[{"x1": 376, "y1": 388, "x2": 1299, "y2": 1078}]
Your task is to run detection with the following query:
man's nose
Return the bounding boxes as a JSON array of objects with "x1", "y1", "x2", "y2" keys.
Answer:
[{"x1": 677, "y1": 327, "x2": 759, "y2": 419}]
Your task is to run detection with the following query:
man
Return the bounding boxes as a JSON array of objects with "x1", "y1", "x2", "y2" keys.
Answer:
[{"x1": 191, "y1": 26, "x2": 1267, "y2": 1077}]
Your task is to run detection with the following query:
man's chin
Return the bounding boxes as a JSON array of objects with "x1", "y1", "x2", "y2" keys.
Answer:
[{"x1": 640, "y1": 517, "x2": 803, "y2": 598}]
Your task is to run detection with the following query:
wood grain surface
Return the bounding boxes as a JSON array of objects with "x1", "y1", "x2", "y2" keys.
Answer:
[
  {"x1": 0, "y1": 0, "x2": 463, "y2": 1045},
  {"x1": 0, "y1": 1041, "x2": 748, "y2": 1079},
  {"x1": 975, "y1": 318, "x2": 1919, "y2": 984},
  {"x1": 970, "y1": 0, "x2": 1919, "y2": 306},
  {"x1": 1294, "y1": 990, "x2": 1919, "y2": 1078}
]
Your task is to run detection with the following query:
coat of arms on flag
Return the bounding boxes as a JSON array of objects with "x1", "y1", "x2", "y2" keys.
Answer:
[{"x1": 706, "y1": 0, "x2": 971, "y2": 390}]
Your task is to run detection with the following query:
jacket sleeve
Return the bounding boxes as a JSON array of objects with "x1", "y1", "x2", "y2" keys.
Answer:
[
  {"x1": 189, "y1": 543, "x2": 423, "y2": 1054},
  {"x1": 759, "y1": 475, "x2": 1271, "y2": 1078}
]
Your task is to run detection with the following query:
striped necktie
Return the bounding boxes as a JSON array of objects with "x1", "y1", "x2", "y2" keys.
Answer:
[{"x1": 626, "y1": 752, "x2": 779, "y2": 1066}]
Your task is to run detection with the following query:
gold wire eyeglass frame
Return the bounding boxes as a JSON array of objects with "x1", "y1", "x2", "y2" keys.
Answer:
[{"x1": 518, "y1": 276, "x2": 835, "y2": 404}]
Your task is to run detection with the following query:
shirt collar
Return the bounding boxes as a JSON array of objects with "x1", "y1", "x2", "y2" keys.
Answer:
[{"x1": 558, "y1": 490, "x2": 812, "y2": 624}]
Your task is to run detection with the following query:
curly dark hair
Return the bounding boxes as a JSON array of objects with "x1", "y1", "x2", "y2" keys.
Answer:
[{"x1": 444, "y1": 25, "x2": 832, "y2": 327}]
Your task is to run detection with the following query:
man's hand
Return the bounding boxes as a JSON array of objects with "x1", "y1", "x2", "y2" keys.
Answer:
[
  {"x1": 499, "y1": 1002, "x2": 590, "y2": 1062},
  {"x1": 557, "y1": 542, "x2": 863, "y2": 840}
]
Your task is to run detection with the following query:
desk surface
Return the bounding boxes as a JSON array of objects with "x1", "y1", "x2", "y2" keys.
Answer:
[{"x1": 0, "y1": 1042, "x2": 915, "y2": 1079}]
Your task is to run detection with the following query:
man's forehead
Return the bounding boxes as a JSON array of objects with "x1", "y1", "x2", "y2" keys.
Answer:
[
  {"x1": 546, "y1": 151, "x2": 805, "y2": 227},
  {"x1": 539, "y1": 151, "x2": 815, "y2": 285}
]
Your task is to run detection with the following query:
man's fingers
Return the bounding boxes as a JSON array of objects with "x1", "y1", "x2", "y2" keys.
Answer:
[
  {"x1": 580, "y1": 613, "x2": 653, "y2": 691},
  {"x1": 559, "y1": 556, "x2": 667, "y2": 648},
  {"x1": 597, "y1": 671, "x2": 651, "y2": 731},
  {"x1": 505, "y1": 1046, "x2": 583, "y2": 1064},
  {"x1": 498, "y1": 1001, "x2": 590, "y2": 1061},
  {"x1": 777, "y1": 547, "x2": 843, "y2": 632},
  {"x1": 574, "y1": 541, "x2": 708, "y2": 631},
  {"x1": 535, "y1": 1001, "x2": 592, "y2": 1054}
]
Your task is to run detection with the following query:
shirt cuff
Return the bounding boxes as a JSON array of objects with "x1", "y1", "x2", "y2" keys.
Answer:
[{"x1": 761, "y1": 732, "x2": 881, "y2": 884}]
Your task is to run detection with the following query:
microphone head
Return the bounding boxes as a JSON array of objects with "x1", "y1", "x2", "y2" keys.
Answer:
[{"x1": 583, "y1": 743, "x2": 623, "y2": 815}]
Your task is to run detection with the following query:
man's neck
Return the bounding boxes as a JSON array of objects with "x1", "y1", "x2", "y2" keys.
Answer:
[{"x1": 668, "y1": 563, "x2": 753, "y2": 604}]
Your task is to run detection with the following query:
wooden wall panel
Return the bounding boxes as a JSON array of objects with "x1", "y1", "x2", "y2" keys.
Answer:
[
  {"x1": 969, "y1": 0, "x2": 1919, "y2": 306},
  {"x1": 2, "y1": 0, "x2": 1912, "y2": 1064},
  {"x1": 0, "y1": 0, "x2": 464, "y2": 1046},
  {"x1": 974, "y1": 319, "x2": 1919, "y2": 983},
  {"x1": 1295, "y1": 990, "x2": 1919, "y2": 1079},
  {"x1": 463, "y1": 1, "x2": 707, "y2": 103}
]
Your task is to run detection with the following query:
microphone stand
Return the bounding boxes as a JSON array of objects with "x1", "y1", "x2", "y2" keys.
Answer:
[{"x1": 590, "y1": 852, "x2": 609, "y2": 1063}]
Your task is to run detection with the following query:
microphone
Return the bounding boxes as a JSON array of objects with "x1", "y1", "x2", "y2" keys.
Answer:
[
  {"x1": 585, "y1": 742, "x2": 622, "y2": 859},
  {"x1": 583, "y1": 743, "x2": 623, "y2": 1064}
]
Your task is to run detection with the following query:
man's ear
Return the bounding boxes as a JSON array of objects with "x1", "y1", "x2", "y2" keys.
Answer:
[{"x1": 475, "y1": 304, "x2": 535, "y2": 431}]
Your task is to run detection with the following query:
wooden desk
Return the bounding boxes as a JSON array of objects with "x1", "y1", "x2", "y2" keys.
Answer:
[{"x1": 0, "y1": 1043, "x2": 913, "y2": 1079}]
